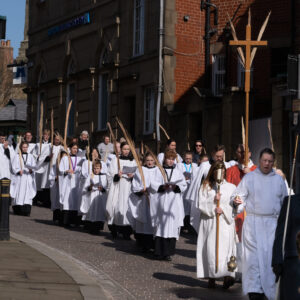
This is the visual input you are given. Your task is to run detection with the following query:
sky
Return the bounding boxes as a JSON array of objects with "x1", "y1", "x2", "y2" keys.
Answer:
[{"x1": 1, "y1": 0, "x2": 26, "y2": 58}]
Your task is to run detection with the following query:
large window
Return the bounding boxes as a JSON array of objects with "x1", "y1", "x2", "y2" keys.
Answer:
[
  {"x1": 98, "y1": 74, "x2": 109, "y2": 131},
  {"x1": 212, "y1": 55, "x2": 226, "y2": 97},
  {"x1": 143, "y1": 87, "x2": 155, "y2": 134},
  {"x1": 133, "y1": 0, "x2": 145, "y2": 56},
  {"x1": 66, "y1": 83, "x2": 75, "y2": 137}
]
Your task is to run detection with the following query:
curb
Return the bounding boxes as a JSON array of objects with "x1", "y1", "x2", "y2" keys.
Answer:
[{"x1": 11, "y1": 232, "x2": 135, "y2": 300}]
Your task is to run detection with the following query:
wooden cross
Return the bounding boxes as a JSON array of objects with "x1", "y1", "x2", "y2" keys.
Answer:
[{"x1": 229, "y1": 10, "x2": 270, "y2": 166}]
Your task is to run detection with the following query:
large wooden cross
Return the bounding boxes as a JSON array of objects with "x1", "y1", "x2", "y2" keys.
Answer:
[{"x1": 229, "y1": 10, "x2": 270, "y2": 166}]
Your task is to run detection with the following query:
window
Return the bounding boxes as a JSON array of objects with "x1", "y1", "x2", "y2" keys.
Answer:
[
  {"x1": 98, "y1": 74, "x2": 109, "y2": 130},
  {"x1": 212, "y1": 55, "x2": 226, "y2": 97},
  {"x1": 143, "y1": 87, "x2": 155, "y2": 134},
  {"x1": 133, "y1": 0, "x2": 145, "y2": 56},
  {"x1": 237, "y1": 58, "x2": 253, "y2": 89},
  {"x1": 66, "y1": 83, "x2": 75, "y2": 136}
]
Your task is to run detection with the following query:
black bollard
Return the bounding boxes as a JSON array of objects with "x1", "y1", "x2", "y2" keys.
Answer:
[{"x1": 0, "y1": 178, "x2": 10, "y2": 240}]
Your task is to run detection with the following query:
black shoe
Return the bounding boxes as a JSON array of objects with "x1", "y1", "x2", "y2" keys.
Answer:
[
  {"x1": 164, "y1": 256, "x2": 172, "y2": 261},
  {"x1": 208, "y1": 278, "x2": 216, "y2": 289},
  {"x1": 223, "y1": 276, "x2": 235, "y2": 289}
]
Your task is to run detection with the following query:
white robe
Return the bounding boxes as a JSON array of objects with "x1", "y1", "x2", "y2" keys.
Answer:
[
  {"x1": 231, "y1": 168, "x2": 287, "y2": 300},
  {"x1": 150, "y1": 166, "x2": 187, "y2": 239},
  {"x1": 128, "y1": 166, "x2": 157, "y2": 234},
  {"x1": 0, "y1": 144, "x2": 15, "y2": 179},
  {"x1": 196, "y1": 181, "x2": 236, "y2": 278},
  {"x1": 186, "y1": 160, "x2": 230, "y2": 232},
  {"x1": 177, "y1": 162, "x2": 198, "y2": 216},
  {"x1": 59, "y1": 155, "x2": 84, "y2": 211},
  {"x1": 49, "y1": 145, "x2": 64, "y2": 211},
  {"x1": 106, "y1": 156, "x2": 137, "y2": 226},
  {"x1": 80, "y1": 174, "x2": 107, "y2": 222},
  {"x1": 35, "y1": 142, "x2": 51, "y2": 190},
  {"x1": 10, "y1": 153, "x2": 37, "y2": 206},
  {"x1": 157, "y1": 152, "x2": 183, "y2": 165}
]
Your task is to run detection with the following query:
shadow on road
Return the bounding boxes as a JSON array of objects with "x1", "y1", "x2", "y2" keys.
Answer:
[
  {"x1": 173, "y1": 263, "x2": 196, "y2": 273},
  {"x1": 153, "y1": 272, "x2": 207, "y2": 288},
  {"x1": 175, "y1": 248, "x2": 196, "y2": 259}
]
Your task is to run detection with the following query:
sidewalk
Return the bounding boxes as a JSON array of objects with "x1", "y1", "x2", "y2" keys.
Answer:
[{"x1": 0, "y1": 236, "x2": 108, "y2": 300}]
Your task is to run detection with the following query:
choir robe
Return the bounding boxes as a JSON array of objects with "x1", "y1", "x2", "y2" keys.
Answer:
[
  {"x1": 49, "y1": 145, "x2": 64, "y2": 213},
  {"x1": 157, "y1": 152, "x2": 183, "y2": 166},
  {"x1": 128, "y1": 166, "x2": 157, "y2": 235},
  {"x1": 186, "y1": 160, "x2": 231, "y2": 232},
  {"x1": 59, "y1": 155, "x2": 84, "y2": 222},
  {"x1": 176, "y1": 162, "x2": 198, "y2": 216},
  {"x1": 80, "y1": 173, "x2": 107, "y2": 223},
  {"x1": 106, "y1": 156, "x2": 137, "y2": 227},
  {"x1": 15, "y1": 142, "x2": 36, "y2": 155},
  {"x1": 231, "y1": 168, "x2": 287, "y2": 300},
  {"x1": 10, "y1": 152, "x2": 37, "y2": 215},
  {"x1": 150, "y1": 166, "x2": 187, "y2": 257},
  {"x1": 0, "y1": 144, "x2": 15, "y2": 179},
  {"x1": 196, "y1": 181, "x2": 237, "y2": 279},
  {"x1": 35, "y1": 142, "x2": 52, "y2": 191}
]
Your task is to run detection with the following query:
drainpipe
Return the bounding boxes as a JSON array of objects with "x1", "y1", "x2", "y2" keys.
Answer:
[{"x1": 156, "y1": 0, "x2": 164, "y2": 154}]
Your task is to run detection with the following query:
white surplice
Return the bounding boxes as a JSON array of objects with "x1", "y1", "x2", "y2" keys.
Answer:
[
  {"x1": 35, "y1": 142, "x2": 51, "y2": 190},
  {"x1": 231, "y1": 168, "x2": 287, "y2": 300},
  {"x1": 49, "y1": 145, "x2": 64, "y2": 211},
  {"x1": 177, "y1": 162, "x2": 198, "y2": 216},
  {"x1": 80, "y1": 174, "x2": 107, "y2": 222},
  {"x1": 128, "y1": 166, "x2": 157, "y2": 234},
  {"x1": 10, "y1": 153, "x2": 37, "y2": 206},
  {"x1": 196, "y1": 181, "x2": 237, "y2": 278},
  {"x1": 0, "y1": 144, "x2": 15, "y2": 179},
  {"x1": 59, "y1": 155, "x2": 84, "y2": 211},
  {"x1": 106, "y1": 156, "x2": 137, "y2": 226},
  {"x1": 150, "y1": 166, "x2": 187, "y2": 239}
]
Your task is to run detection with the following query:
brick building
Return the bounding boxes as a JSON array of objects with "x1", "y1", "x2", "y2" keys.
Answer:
[{"x1": 26, "y1": 0, "x2": 299, "y2": 190}]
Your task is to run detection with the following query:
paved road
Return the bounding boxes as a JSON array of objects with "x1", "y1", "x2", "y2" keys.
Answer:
[{"x1": 10, "y1": 206, "x2": 247, "y2": 300}]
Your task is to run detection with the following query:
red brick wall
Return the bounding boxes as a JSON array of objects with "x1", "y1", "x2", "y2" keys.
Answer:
[{"x1": 174, "y1": 0, "x2": 205, "y2": 102}]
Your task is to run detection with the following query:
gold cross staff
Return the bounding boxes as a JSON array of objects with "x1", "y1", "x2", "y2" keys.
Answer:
[{"x1": 229, "y1": 10, "x2": 270, "y2": 166}]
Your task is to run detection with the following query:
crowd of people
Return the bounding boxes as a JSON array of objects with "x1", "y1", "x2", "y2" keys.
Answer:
[{"x1": 0, "y1": 129, "x2": 299, "y2": 300}]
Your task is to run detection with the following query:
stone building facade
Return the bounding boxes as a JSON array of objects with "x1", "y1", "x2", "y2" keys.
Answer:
[{"x1": 26, "y1": 0, "x2": 299, "y2": 190}]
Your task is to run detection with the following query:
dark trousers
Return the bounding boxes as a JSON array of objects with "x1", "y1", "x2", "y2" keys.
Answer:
[
  {"x1": 135, "y1": 233, "x2": 154, "y2": 251},
  {"x1": 154, "y1": 237, "x2": 176, "y2": 257},
  {"x1": 12, "y1": 205, "x2": 31, "y2": 216},
  {"x1": 62, "y1": 210, "x2": 79, "y2": 226}
]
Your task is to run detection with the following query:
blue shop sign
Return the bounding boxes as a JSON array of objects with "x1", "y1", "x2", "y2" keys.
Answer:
[{"x1": 48, "y1": 12, "x2": 90, "y2": 36}]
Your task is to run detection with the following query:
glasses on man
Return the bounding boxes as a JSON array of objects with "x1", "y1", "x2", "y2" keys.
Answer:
[{"x1": 195, "y1": 144, "x2": 202, "y2": 147}]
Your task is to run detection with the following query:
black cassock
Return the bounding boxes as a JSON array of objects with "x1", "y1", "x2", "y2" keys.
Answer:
[{"x1": 272, "y1": 194, "x2": 300, "y2": 300}]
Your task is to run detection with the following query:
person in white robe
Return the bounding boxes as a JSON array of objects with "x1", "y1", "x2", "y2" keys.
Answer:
[
  {"x1": 15, "y1": 131, "x2": 36, "y2": 155},
  {"x1": 80, "y1": 160, "x2": 107, "y2": 234},
  {"x1": 35, "y1": 129, "x2": 52, "y2": 207},
  {"x1": 106, "y1": 142, "x2": 137, "y2": 239},
  {"x1": 157, "y1": 139, "x2": 183, "y2": 165},
  {"x1": 185, "y1": 144, "x2": 229, "y2": 232},
  {"x1": 177, "y1": 151, "x2": 198, "y2": 233},
  {"x1": 59, "y1": 142, "x2": 84, "y2": 226},
  {"x1": 128, "y1": 153, "x2": 157, "y2": 252},
  {"x1": 48, "y1": 136, "x2": 64, "y2": 223},
  {"x1": 10, "y1": 142, "x2": 37, "y2": 216},
  {"x1": 0, "y1": 134, "x2": 15, "y2": 180},
  {"x1": 106, "y1": 141, "x2": 121, "y2": 169},
  {"x1": 196, "y1": 161, "x2": 236, "y2": 289},
  {"x1": 231, "y1": 148, "x2": 288, "y2": 300},
  {"x1": 150, "y1": 150, "x2": 187, "y2": 261}
]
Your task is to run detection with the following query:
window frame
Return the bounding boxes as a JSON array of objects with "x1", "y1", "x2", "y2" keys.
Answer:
[
  {"x1": 97, "y1": 73, "x2": 109, "y2": 131},
  {"x1": 133, "y1": 0, "x2": 145, "y2": 57},
  {"x1": 212, "y1": 54, "x2": 226, "y2": 97},
  {"x1": 143, "y1": 86, "x2": 155, "y2": 135}
]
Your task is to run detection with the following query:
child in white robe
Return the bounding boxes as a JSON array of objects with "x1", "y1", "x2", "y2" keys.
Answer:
[
  {"x1": 59, "y1": 142, "x2": 84, "y2": 226},
  {"x1": 157, "y1": 139, "x2": 182, "y2": 166},
  {"x1": 10, "y1": 141, "x2": 37, "y2": 216},
  {"x1": 106, "y1": 142, "x2": 137, "y2": 239},
  {"x1": 129, "y1": 153, "x2": 157, "y2": 252},
  {"x1": 196, "y1": 161, "x2": 236, "y2": 289},
  {"x1": 177, "y1": 151, "x2": 198, "y2": 232},
  {"x1": 150, "y1": 150, "x2": 187, "y2": 261},
  {"x1": 80, "y1": 161, "x2": 107, "y2": 234}
]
